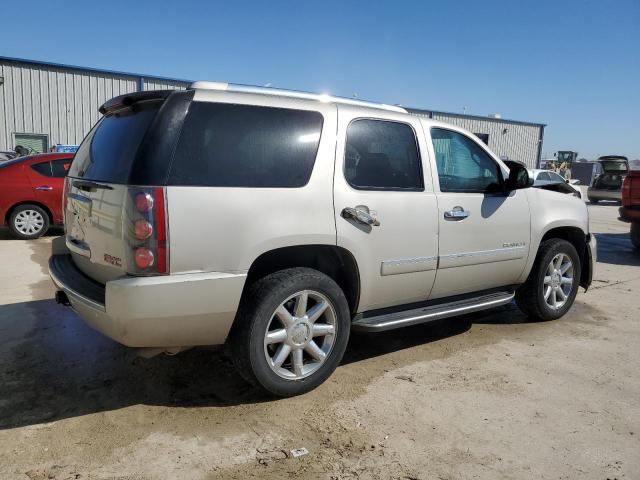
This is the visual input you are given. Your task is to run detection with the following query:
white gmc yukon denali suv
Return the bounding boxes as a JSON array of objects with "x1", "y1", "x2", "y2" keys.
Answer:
[{"x1": 49, "y1": 83, "x2": 596, "y2": 396}]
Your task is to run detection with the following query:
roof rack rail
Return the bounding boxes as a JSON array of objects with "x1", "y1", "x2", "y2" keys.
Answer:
[{"x1": 189, "y1": 81, "x2": 407, "y2": 113}]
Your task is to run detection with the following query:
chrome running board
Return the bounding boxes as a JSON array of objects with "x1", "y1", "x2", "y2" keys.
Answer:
[{"x1": 351, "y1": 291, "x2": 515, "y2": 332}]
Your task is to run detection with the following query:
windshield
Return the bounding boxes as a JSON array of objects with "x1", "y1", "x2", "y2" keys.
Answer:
[{"x1": 68, "y1": 101, "x2": 161, "y2": 183}]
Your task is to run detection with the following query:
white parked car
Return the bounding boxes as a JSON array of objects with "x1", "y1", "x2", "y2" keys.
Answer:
[
  {"x1": 531, "y1": 169, "x2": 582, "y2": 198},
  {"x1": 49, "y1": 83, "x2": 596, "y2": 396}
]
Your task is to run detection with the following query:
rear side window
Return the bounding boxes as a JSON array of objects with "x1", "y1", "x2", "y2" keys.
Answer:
[
  {"x1": 51, "y1": 160, "x2": 72, "y2": 178},
  {"x1": 68, "y1": 101, "x2": 161, "y2": 183},
  {"x1": 169, "y1": 102, "x2": 324, "y2": 187},
  {"x1": 31, "y1": 161, "x2": 52, "y2": 176},
  {"x1": 344, "y1": 119, "x2": 423, "y2": 191}
]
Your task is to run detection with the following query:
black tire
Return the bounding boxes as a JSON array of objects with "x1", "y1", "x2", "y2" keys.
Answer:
[
  {"x1": 8, "y1": 204, "x2": 50, "y2": 239},
  {"x1": 516, "y1": 239, "x2": 581, "y2": 321},
  {"x1": 631, "y1": 223, "x2": 640, "y2": 250},
  {"x1": 229, "y1": 267, "x2": 351, "y2": 397}
]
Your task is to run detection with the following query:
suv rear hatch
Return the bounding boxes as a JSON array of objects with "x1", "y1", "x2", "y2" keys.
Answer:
[
  {"x1": 65, "y1": 90, "x2": 193, "y2": 283},
  {"x1": 593, "y1": 157, "x2": 629, "y2": 190}
]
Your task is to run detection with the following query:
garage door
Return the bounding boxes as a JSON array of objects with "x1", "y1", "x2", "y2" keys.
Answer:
[{"x1": 14, "y1": 133, "x2": 48, "y2": 153}]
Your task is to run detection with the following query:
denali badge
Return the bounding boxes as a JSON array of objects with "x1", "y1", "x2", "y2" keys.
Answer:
[
  {"x1": 104, "y1": 254, "x2": 122, "y2": 267},
  {"x1": 502, "y1": 242, "x2": 526, "y2": 248}
]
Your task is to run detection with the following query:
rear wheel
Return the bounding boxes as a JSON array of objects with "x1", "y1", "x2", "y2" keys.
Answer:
[
  {"x1": 631, "y1": 223, "x2": 640, "y2": 250},
  {"x1": 516, "y1": 239, "x2": 581, "y2": 321},
  {"x1": 8, "y1": 204, "x2": 50, "y2": 239},
  {"x1": 230, "y1": 267, "x2": 350, "y2": 397}
]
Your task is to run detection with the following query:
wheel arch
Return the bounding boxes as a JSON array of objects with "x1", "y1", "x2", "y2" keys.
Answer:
[
  {"x1": 242, "y1": 245, "x2": 361, "y2": 314},
  {"x1": 538, "y1": 226, "x2": 591, "y2": 289}
]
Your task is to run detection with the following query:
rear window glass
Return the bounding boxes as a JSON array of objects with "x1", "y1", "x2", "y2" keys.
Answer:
[
  {"x1": 169, "y1": 102, "x2": 323, "y2": 187},
  {"x1": 68, "y1": 101, "x2": 161, "y2": 183},
  {"x1": 51, "y1": 160, "x2": 72, "y2": 178}
]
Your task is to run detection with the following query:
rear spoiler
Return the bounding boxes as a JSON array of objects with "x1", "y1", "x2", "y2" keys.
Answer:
[{"x1": 99, "y1": 90, "x2": 172, "y2": 115}]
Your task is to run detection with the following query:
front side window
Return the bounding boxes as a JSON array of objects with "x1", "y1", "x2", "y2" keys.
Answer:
[
  {"x1": 548, "y1": 172, "x2": 565, "y2": 183},
  {"x1": 170, "y1": 102, "x2": 323, "y2": 187},
  {"x1": 431, "y1": 128, "x2": 502, "y2": 193},
  {"x1": 344, "y1": 119, "x2": 423, "y2": 190}
]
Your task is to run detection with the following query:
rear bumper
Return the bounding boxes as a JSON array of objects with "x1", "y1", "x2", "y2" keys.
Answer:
[
  {"x1": 587, "y1": 188, "x2": 621, "y2": 201},
  {"x1": 49, "y1": 254, "x2": 247, "y2": 348}
]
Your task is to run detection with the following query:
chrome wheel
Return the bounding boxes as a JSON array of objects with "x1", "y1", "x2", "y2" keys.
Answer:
[
  {"x1": 14, "y1": 209, "x2": 45, "y2": 236},
  {"x1": 264, "y1": 290, "x2": 337, "y2": 380},
  {"x1": 543, "y1": 253, "x2": 574, "y2": 310}
]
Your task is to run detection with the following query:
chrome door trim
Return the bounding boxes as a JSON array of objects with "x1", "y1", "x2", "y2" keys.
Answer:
[
  {"x1": 438, "y1": 245, "x2": 527, "y2": 269},
  {"x1": 380, "y1": 255, "x2": 437, "y2": 276}
]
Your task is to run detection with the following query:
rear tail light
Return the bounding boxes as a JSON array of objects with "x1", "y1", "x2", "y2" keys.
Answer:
[
  {"x1": 134, "y1": 247, "x2": 155, "y2": 269},
  {"x1": 134, "y1": 219, "x2": 153, "y2": 240},
  {"x1": 126, "y1": 187, "x2": 168, "y2": 275}
]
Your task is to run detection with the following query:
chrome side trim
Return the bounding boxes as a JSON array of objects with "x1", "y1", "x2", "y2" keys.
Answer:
[
  {"x1": 438, "y1": 246, "x2": 526, "y2": 269},
  {"x1": 380, "y1": 255, "x2": 437, "y2": 276}
]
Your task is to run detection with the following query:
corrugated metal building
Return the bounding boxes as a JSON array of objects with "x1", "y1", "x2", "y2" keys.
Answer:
[
  {"x1": 0, "y1": 56, "x2": 188, "y2": 154},
  {"x1": 408, "y1": 109, "x2": 545, "y2": 168},
  {"x1": 1, "y1": 56, "x2": 544, "y2": 168}
]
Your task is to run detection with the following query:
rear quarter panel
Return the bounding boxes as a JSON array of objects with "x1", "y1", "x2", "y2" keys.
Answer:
[{"x1": 0, "y1": 163, "x2": 31, "y2": 224}]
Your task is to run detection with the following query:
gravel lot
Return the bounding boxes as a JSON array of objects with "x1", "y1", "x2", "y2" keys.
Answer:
[{"x1": 1, "y1": 200, "x2": 638, "y2": 480}]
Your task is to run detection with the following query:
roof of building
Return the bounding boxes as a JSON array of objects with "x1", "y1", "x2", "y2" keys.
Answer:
[{"x1": 1, "y1": 55, "x2": 545, "y2": 127}]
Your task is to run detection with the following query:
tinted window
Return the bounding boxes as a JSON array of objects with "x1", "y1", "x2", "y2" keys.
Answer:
[
  {"x1": 537, "y1": 171, "x2": 551, "y2": 181},
  {"x1": 431, "y1": 128, "x2": 502, "y2": 193},
  {"x1": 69, "y1": 101, "x2": 161, "y2": 183},
  {"x1": 169, "y1": 102, "x2": 323, "y2": 187},
  {"x1": 31, "y1": 161, "x2": 52, "y2": 177},
  {"x1": 344, "y1": 119, "x2": 423, "y2": 190},
  {"x1": 51, "y1": 160, "x2": 72, "y2": 178}
]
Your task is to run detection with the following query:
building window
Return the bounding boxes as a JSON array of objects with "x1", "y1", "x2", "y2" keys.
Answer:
[
  {"x1": 474, "y1": 133, "x2": 489, "y2": 145},
  {"x1": 14, "y1": 133, "x2": 48, "y2": 154}
]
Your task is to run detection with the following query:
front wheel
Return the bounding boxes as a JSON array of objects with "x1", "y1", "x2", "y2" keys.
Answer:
[
  {"x1": 516, "y1": 239, "x2": 581, "y2": 321},
  {"x1": 230, "y1": 268, "x2": 351, "y2": 397}
]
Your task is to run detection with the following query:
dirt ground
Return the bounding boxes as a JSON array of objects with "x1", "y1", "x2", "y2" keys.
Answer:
[{"x1": 1, "y1": 200, "x2": 638, "y2": 480}]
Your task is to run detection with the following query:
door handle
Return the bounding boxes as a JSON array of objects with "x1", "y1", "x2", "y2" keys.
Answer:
[
  {"x1": 444, "y1": 206, "x2": 470, "y2": 220},
  {"x1": 35, "y1": 186, "x2": 53, "y2": 191},
  {"x1": 342, "y1": 206, "x2": 380, "y2": 226}
]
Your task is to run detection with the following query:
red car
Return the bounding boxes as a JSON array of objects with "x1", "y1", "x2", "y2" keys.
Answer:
[{"x1": 0, "y1": 153, "x2": 74, "y2": 239}]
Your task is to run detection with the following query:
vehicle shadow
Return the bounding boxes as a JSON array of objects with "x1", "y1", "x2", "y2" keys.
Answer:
[
  {"x1": 594, "y1": 232, "x2": 640, "y2": 266},
  {"x1": 0, "y1": 227, "x2": 63, "y2": 240},
  {"x1": 0, "y1": 298, "x2": 525, "y2": 430}
]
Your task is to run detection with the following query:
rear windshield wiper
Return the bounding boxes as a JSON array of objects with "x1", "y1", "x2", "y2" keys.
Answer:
[{"x1": 72, "y1": 179, "x2": 114, "y2": 191}]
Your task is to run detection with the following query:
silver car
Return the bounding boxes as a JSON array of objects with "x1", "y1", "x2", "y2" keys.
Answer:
[{"x1": 49, "y1": 82, "x2": 596, "y2": 397}]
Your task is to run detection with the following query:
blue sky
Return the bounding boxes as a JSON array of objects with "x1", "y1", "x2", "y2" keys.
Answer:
[{"x1": 1, "y1": 0, "x2": 638, "y2": 159}]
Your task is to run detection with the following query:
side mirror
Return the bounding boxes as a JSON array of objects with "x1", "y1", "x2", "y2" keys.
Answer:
[{"x1": 505, "y1": 164, "x2": 533, "y2": 191}]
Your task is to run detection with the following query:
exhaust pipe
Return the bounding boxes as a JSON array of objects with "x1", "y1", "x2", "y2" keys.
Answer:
[{"x1": 55, "y1": 290, "x2": 71, "y2": 306}]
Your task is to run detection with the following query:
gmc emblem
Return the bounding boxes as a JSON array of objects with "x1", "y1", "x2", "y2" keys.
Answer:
[{"x1": 104, "y1": 254, "x2": 122, "y2": 267}]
